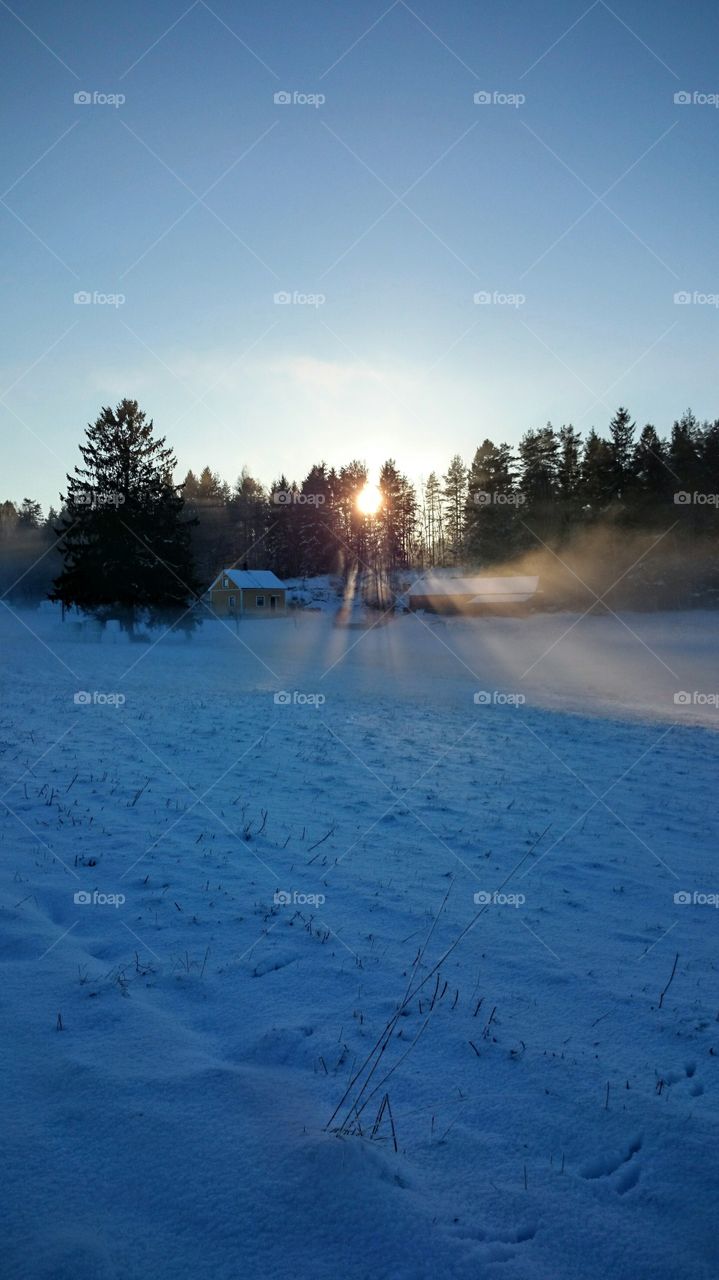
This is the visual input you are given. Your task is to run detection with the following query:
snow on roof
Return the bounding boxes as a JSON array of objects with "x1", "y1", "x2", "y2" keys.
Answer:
[
  {"x1": 409, "y1": 575, "x2": 538, "y2": 602},
  {"x1": 216, "y1": 569, "x2": 285, "y2": 590}
]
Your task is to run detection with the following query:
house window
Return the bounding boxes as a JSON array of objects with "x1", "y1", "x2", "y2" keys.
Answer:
[
  {"x1": 256, "y1": 595, "x2": 265, "y2": 607},
  {"x1": 223, "y1": 577, "x2": 229, "y2": 588},
  {"x1": 228, "y1": 595, "x2": 236, "y2": 609}
]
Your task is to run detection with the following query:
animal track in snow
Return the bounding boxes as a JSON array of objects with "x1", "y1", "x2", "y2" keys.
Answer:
[
  {"x1": 447, "y1": 1219, "x2": 537, "y2": 1264},
  {"x1": 579, "y1": 1133, "x2": 642, "y2": 1192},
  {"x1": 659, "y1": 1060, "x2": 705, "y2": 1098}
]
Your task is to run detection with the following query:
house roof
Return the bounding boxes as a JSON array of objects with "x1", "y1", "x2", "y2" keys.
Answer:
[
  {"x1": 409, "y1": 575, "x2": 538, "y2": 603},
  {"x1": 215, "y1": 569, "x2": 285, "y2": 590}
]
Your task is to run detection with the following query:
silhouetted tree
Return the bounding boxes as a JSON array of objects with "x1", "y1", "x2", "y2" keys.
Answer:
[{"x1": 51, "y1": 399, "x2": 199, "y2": 628}]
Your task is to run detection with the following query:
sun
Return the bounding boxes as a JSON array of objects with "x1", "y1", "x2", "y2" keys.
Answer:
[{"x1": 356, "y1": 483, "x2": 382, "y2": 515}]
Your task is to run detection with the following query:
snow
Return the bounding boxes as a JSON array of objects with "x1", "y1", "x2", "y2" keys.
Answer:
[
  {"x1": 1, "y1": 601, "x2": 718, "y2": 1279},
  {"x1": 214, "y1": 569, "x2": 286, "y2": 590},
  {"x1": 409, "y1": 574, "x2": 539, "y2": 603}
]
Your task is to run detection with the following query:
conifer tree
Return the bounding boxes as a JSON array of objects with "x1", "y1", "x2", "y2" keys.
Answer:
[
  {"x1": 51, "y1": 400, "x2": 199, "y2": 627},
  {"x1": 464, "y1": 439, "x2": 520, "y2": 564},
  {"x1": 608, "y1": 406, "x2": 637, "y2": 499},
  {"x1": 442, "y1": 455, "x2": 467, "y2": 564}
]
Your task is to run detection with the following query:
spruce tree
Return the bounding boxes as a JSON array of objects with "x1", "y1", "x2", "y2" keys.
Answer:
[
  {"x1": 51, "y1": 400, "x2": 199, "y2": 627},
  {"x1": 670, "y1": 410, "x2": 702, "y2": 494},
  {"x1": 464, "y1": 439, "x2": 520, "y2": 564},
  {"x1": 557, "y1": 424, "x2": 583, "y2": 532},
  {"x1": 298, "y1": 463, "x2": 336, "y2": 576},
  {"x1": 608, "y1": 406, "x2": 637, "y2": 499},
  {"x1": 581, "y1": 430, "x2": 614, "y2": 515},
  {"x1": 633, "y1": 425, "x2": 673, "y2": 514},
  {"x1": 265, "y1": 475, "x2": 302, "y2": 578}
]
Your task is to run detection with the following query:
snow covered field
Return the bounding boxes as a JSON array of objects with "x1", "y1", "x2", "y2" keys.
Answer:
[{"x1": 1, "y1": 604, "x2": 718, "y2": 1279}]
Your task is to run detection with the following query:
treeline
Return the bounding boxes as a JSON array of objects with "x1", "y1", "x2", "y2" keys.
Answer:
[
  {"x1": 2, "y1": 405, "x2": 718, "y2": 601},
  {"x1": 0, "y1": 498, "x2": 60, "y2": 599},
  {"x1": 180, "y1": 406, "x2": 718, "y2": 580}
]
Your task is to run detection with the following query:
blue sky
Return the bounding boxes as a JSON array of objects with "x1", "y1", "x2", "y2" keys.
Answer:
[{"x1": 1, "y1": 0, "x2": 718, "y2": 509}]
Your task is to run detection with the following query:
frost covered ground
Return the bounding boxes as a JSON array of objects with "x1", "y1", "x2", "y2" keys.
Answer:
[{"x1": 1, "y1": 604, "x2": 718, "y2": 1279}]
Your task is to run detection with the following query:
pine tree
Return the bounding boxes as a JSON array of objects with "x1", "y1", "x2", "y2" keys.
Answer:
[
  {"x1": 700, "y1": 420, "x2": 719, "y2": 496},
  {"x1": 518, "y1": 424, "x2": 559, "y2": 541},
  {"x1": 336, "y1": 461, "x2": 368, "y2": 568},
  {"x1": 50, "y1": 400, "x2": 199, "y2": 627},
  {"x1": 0, "y1": 501, "x2": 18, "y2": 533},
  {"x1": 442, "y1": 455, "x2": 467, "y2": 565},
  {"x1": 377, "y1": 460, "x2": 416, "y2": 571},
  {"x1": 18, "y1": 498, "x2": 43, "y2": 528},
  {"x1": 422, "y1": 472, "x2": 445, "y2": 567}
]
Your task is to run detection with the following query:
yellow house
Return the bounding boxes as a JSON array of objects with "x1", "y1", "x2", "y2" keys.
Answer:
[{"x1": 207, "y1": 569, "x2": 287, "y2": 617}]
